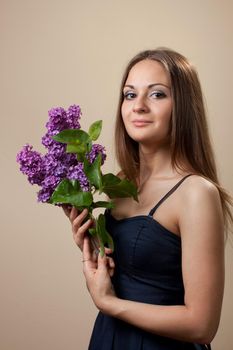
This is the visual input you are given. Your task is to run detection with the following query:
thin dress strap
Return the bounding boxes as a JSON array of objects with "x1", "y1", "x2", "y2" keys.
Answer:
[{"x1": 148, "y1": 174, "x2": 193, "y2": 217}]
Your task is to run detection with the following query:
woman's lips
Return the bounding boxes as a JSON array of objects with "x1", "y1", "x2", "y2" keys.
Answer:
[{"x1": 132, "y1": 120, "x2": 152, "y2": 127}]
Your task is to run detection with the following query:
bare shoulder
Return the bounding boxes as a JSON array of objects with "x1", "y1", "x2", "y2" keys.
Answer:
[
  {"x1": 180, "y1": 174, "x2": 221, "y2": 205},
  {"x1": 177, "y1": 174, "x2": 224, "y2": 237},
  {"x1": 178, "y1": 175, "x2": 225, "y2": 340}
]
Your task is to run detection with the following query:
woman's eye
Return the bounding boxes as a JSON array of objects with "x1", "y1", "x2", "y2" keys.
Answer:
[
  {"x1": 123, "y1": 91, "x2": 136, "y2": 100},
  {"x1": 150, "y1": 91, "x2": 166, "y2": 98}
]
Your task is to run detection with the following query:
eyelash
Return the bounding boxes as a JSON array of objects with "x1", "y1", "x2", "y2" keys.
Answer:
[
  {"x1": 123, "y1": 91, "x2": 166, "y2": 100},
  {"x1": 123, "y1": 92, "x2": 136, "y2": 100}
]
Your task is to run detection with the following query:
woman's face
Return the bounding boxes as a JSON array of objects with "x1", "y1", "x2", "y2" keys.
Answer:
[{"x1": 121, "y1": 59, "x2": 172, "y2": 148}]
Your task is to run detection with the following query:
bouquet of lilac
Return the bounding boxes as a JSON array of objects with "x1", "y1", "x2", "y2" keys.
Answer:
[{"x1": 17, "y1": 105, "x2": 138, "y2": 255}]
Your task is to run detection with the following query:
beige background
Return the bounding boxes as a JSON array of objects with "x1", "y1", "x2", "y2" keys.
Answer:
[{"x1": 1, "y1": 0, "x2": 233, "y2": 349}]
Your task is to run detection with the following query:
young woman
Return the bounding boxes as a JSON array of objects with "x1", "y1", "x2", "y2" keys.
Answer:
[{"x1": 63, "y1": 48, "x2": 233, "y2": 349}]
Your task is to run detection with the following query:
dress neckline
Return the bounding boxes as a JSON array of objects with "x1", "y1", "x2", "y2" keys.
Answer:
[
  {"x1": 106, "y1": 174, "x2": 194, "y2": 241},
  {"x1": 106, "y1": 210, "x2": 181, "y2": 241}
]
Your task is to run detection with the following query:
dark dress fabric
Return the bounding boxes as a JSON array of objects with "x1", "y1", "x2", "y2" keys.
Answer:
[{"x1": 88, "y1": 174, "x2": 211, "y2": 350}]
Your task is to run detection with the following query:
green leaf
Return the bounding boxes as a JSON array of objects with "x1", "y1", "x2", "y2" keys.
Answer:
[
  {"x1": 88, "y1": 228, "x2": 97, "y2": 236},
  {"x1": 52, "y1": 129, "x2": 91, "y2": 144},
  {"x1": 96, "y1": 214, "x2": 114, "y2": 256},
  {"x1": 50, "y1": 179, "x2": 93, "y2": 207},
  {"x1": 66, "y1": 143, "x2": 86, "y2": 154},
  {"x1": 88, "y1": 120, "x2": 102, "y2": 141},
  {"x1": 72, "y1": 191, "x2": 93, "y2": 207},
  {"x1": 102, "y1": 173, "x2": 121, "y2": 186},
  {"x1": 87, "y1": 143, "x2": 92, "y2": 152},
  {"x1": 50, "y1": 179, "x2": 80, "y2": 196},
  {"x1": 70, "y1": 179, "x2": 80, "y2": 189},
  {"x1": 84, "y1": 154, "x2": 102, "y2": 189},
  {"x1": 92, "y1": 201, "x2": 115, "y2": 209},
  {"x1": 102, "y1": 178, "x2": 138, "y2": 201}
]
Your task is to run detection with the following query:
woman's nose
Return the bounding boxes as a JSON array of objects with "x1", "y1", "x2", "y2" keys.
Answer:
[{"x1": 132, "y1": 96, "x2": 149, "y2": 113}]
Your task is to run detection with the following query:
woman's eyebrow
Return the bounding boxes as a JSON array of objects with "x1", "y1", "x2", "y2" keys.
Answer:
[{"x1": 123, "y1": 83, "x2": 170, "y2": 89}]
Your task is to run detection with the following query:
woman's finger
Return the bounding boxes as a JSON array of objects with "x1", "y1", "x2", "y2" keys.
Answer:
[
  {"x1": 107, "y1": 257, "x2": 115, "y2": 269},
  {"x1": 70, "y1": 206, "x2": 79, "y2": 222},
  {"x1": 73, "y1": 218, "x2": 93, "y2": 247},
  {"x1": 82, "y1": 238, "x2": 98, "y2": 279},
  {"x1": 90, "y1": 237, "x2": 100, "y2": 255},
  {"x1": 109, "y1": 268, "x2": 115, "y2": 277},
  {"x1": 72, "y1": 208, "x2": 88, "y2": 231},
  {"x1": 73, "y1": 217, "x2": 92, "y2": 236},
  {"x1": 97, "y1": 250, "x2": 108, "y2": 271},
  {"x1": 82, "y1": 236, "x2": 93, "y2": 262},
  {"x1": 104, "y1": 247, "x2": 113, "y2": 255},
  {"x1": 62, "y1": 204, "x2": 72, "y2": 218},
  {"x1": 106, "y1": 257, "x2": 115, "y2": 277}
]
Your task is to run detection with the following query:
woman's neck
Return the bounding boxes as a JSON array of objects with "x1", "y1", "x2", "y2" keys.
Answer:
[{"x1": 137, "y1": 143, "x2": 189, "y2": 189}]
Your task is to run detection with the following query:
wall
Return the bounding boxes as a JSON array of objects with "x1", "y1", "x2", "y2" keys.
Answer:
[{"x1": 1, "y1": 0, "x2": 233, "y2": 349}]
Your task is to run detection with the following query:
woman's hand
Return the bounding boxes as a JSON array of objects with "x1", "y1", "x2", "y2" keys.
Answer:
[
  {"x1": 82, "y1": 237, "x2": 116, "y2": 312},
  {"x1": 62, "y1": 205, "x2": 116, "y2": 311},
  {"x1": 62, "y1": 205, "x2": 94, "y2": 251}
]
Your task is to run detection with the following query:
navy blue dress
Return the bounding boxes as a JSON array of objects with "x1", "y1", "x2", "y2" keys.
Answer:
[{"x1": 88, "y1": 174, "x2": 211, "y2": 350}]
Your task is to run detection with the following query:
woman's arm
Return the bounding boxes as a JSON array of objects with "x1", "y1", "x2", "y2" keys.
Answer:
[{"x1": 83, "y1": 177, "x2": 225, "y2": 344}]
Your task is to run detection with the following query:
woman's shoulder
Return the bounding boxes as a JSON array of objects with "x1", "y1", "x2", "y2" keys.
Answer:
[
  {"x1": 181, "y1": 174, "x2": 220, "y2": 201},
  {"x1": 177, "y1": 174, "x2": 223, "y2": 223}
]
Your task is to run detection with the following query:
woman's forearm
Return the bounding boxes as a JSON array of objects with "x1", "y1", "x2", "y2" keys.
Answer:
[{"x1": 101, "y1": 296, "x2": 216, "y2": 344}]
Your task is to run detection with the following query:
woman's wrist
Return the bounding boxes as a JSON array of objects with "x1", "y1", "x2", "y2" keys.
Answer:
[{"x1": 98, "y1": 295, "x2": 122, "y2": 316}]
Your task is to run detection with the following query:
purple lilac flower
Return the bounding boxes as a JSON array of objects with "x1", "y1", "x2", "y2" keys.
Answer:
[
  {"x1": 42, "y1": 105, "x2": 81, "y2": 156},
  {"x1": 42, "y1": 109, "x2": 68, "y2": 155},
  {"x1": 87, "y1": 144, "x2": 106, "y2": 165},
  {"x1": 37, "y1": 104, "x2": 82, "y2": 202},
  {"x1": 60, "y1": 152, "x2": 77, "y2": 165},
  {"x1": 36, "y1": 152, "x2": 79, "y2": 202},
  {"x1": 43, "y1": 174, "x2": 60, "y2": 187},
  {"x1": 37, "y1": 188, "x2": 50, "y2": 203},
  {"x1": 45, "y1": 105, "x2": 81, "y2": 135},
  {"x1": 37, "y1": 175, "x2": 61, "y2": 203},
  {"x1": 42, "y1": 154, "x2": 65, "y2": 177},
  {"x1": 46, "y1": 142, "x2": 66, "y2": 158},
  {"x1": 45, "y1": 107, "x2": 69, "y2": 135},
  {"x1": 16, "y1": 144, "x2": 45, "y2": 186},
  {"x1": 41, "y1": 130, "x2": 59, "y2": 148},
  {"x1": 66, "y1": 104, "x2": 81, "y2": 129},
  {"x1": 17, "y1": 104, "x2": 95, "y2": 204},
  {"x1": 67, "y1": 163, "x2": 90, "y2": 192}
]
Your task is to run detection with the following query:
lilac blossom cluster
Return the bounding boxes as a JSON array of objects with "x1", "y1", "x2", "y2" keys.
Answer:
[
  {"x1": 16, "y1": 144, "x2": 46, "y2": 186},
  {"x1": 67, "y1": 163, "x2": 89, "y2": 192},
  {"x1": 86, "y1": 144, "x2": 106, "y2": 165},
  {"x1": 17, "y1": 105, "x2": 106, "y2": 203}
]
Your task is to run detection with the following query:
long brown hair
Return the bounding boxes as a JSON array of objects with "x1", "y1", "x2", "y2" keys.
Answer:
[{"x1": 115, "y1": 48, "x2": 233, "y2": 236}]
